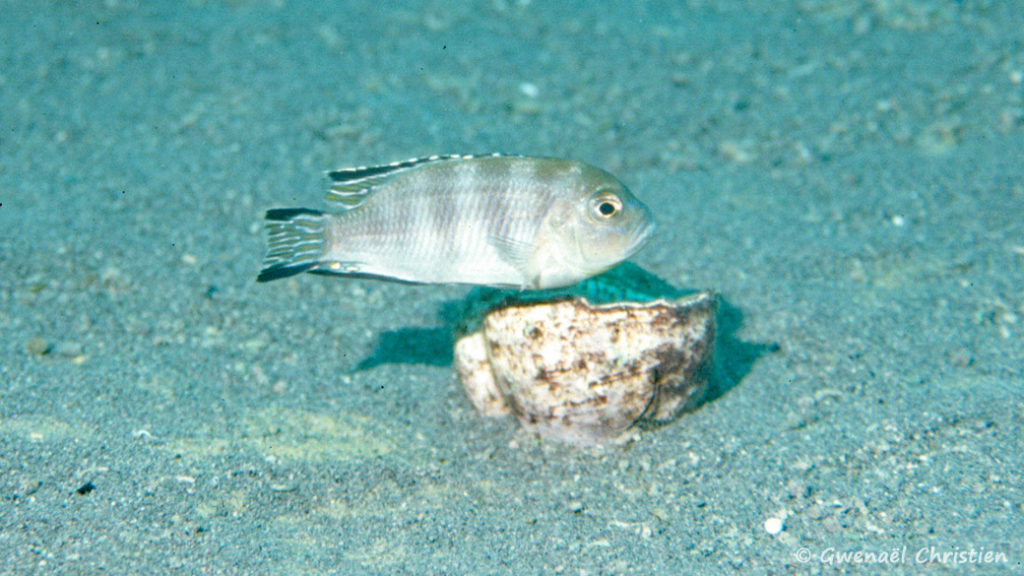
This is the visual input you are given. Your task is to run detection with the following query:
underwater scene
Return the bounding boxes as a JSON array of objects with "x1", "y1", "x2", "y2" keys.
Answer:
[{"x1": 2, "y1": 1, "x2": 1022, "y2": 574}]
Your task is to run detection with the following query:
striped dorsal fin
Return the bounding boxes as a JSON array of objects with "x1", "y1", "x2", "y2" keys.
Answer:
[{"x1": 323, "y1": 154, "x2": 501, "y2": 209}]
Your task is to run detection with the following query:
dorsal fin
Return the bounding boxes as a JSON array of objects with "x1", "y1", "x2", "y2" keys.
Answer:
[{"x1": 323, "y1": 154, "x2": 502, "y2": 209}]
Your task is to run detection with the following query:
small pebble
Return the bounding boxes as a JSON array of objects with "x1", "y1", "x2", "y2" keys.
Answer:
[
  {"x1": 764, "y1": 517, "x2": 784, "y2": 536},
  {"x1": 518, "y1": 82, "x2": 539, "y2": 98},
  {"x1": 25, "y1": 337, "x2": 52, "y2": 356},
  {"x1": 785, "y1": 480, "x2": 811, "y2": 499}
]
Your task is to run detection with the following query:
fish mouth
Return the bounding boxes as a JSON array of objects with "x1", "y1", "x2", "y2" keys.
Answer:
[{"x1": 625, "y1": 218, "x2": 656, "y2": 257}]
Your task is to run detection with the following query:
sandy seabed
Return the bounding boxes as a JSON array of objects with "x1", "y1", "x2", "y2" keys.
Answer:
[{"x1": 2, "y1": 1, "x2": 1022, "y2": 574}]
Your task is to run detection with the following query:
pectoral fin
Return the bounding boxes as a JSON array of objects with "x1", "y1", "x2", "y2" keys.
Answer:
[{"x1": 489, "y1": 235, "x2": 537, "y2": 289}]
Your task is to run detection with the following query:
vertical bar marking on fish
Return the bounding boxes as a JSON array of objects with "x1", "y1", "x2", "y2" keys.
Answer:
[{"x1": 257, "y1": 155, "x2": 655, "y2": 290}]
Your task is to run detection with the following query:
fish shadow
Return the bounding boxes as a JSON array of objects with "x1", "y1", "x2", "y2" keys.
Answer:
[
  {"x1": 707, "y1": 298, "x2": 778, "y2": 402},
  {"x1": 355, "y1": 263, "x2": 776, "y2": 403},
  {"x1": 355, "y1": 327, "x2": 453, "y2": 370}
]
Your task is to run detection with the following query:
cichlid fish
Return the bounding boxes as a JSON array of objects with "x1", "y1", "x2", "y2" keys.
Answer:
[{"x1": 257, "y1": 154, "x2": 655, "y2": 290}]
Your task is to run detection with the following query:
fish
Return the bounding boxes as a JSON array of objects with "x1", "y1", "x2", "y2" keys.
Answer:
[{"x1": 257, "y1": 154, "x2": 655, "y2": 290}]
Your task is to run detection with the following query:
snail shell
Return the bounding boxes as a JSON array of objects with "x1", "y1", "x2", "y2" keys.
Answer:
[{"x1": 454, "y1": 291, "x2": 716, "y2": 445}]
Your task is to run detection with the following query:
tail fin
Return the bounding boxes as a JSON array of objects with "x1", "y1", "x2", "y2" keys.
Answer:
[{"x1": 257, "y1": 208, "x2": 328, "y2": 282}]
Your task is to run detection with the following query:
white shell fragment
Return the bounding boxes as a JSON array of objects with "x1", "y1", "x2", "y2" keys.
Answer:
[
  {"x1": 453, "y1": 332, "x2": 511, "y2": 417},
  {"x1": 454, "y1": 291, "x2": 716, "y2": 446}
]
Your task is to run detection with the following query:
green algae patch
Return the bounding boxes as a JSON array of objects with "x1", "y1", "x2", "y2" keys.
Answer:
[
  {"x1": 193, "y1": 488, "x2": 250, "y2": 520},
  {"x1": 163, "y1": 406, "x2": 400, "y2": 464},
  {"x1": 346, "y1": 537, "x2": 410, "y2": 571},
  {"x1": 242, "y1": 406, "x2": 398, "y2": 462},
  {"x1": 0, "y1": 415, "x2": 89, "y2": 442}
]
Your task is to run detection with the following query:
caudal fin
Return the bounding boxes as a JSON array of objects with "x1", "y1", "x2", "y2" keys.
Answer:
[{"x1": 257, "y1": 208, "x2": 328, "y2": 282}]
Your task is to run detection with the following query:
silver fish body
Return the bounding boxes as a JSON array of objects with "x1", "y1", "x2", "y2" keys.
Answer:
[{"x1": 258, "y1": 155, "x2": 655, "y2": 289}]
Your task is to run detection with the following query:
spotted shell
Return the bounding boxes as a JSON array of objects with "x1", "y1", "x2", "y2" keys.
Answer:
[{"x1": 454, "y1": 291, "x2": 716, "y2": 446}]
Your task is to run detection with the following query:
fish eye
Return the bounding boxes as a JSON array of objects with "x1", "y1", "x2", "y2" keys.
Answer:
[{"x1": 591, "y1": 193, "x2": 622, "y2": 219}]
